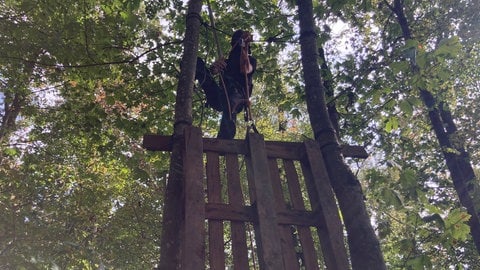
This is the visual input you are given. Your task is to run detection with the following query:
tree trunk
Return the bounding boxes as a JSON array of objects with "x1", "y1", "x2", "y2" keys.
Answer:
[
  {"x1": 420, "y1": 90, "x2": 480, "y2": 252},
  {"x1": 296, "y1": 1, "x2": 386, "y2": 269},
  {"x1": 0, "y1": 59, "x2": 36, "y2": 143},
  {"x1": 391, "y1": 0, "x2": 480, "y2": 253},
  {"x1": 319, "y1": 47, "x2": 340, "y2": 136},
  {"x1": 158, "y1": 1, "x2": 203, "y2": 269}
]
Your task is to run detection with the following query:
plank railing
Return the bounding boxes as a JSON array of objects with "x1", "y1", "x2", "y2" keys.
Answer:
[{"x1": 144, "y1": 126, "x2": 363, "y2": 269}]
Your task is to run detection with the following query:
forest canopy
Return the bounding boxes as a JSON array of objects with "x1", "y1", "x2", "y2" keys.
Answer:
[{"x1": 0, "y1": 0, "x2": 479, "y2": 268}]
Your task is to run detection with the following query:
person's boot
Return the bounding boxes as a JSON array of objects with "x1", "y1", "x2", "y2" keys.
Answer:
[{"x1": 217, "y1": 112, "x2": 237, "y2": 139}]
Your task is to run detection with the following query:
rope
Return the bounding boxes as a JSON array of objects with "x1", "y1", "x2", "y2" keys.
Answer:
[
  {"x1": 206, "y1": 0, "x2": 233, "y2": 120},
  {"x1": 201, "y1": 22, "x2": 294, "y2": 44},
  {"x1": 239, "y1": 35, "x2": 259, "y2": 134},
  {"x1": 205, "y1": 2, "x2": 259, "y2": 134},
  {"x1": 206, "y1": 1, "x2": 223, "y2": 57}
]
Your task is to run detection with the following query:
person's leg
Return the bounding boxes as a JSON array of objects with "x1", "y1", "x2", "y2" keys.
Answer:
[
  {"x1": 229, "y1": 91, "x2": 247, "y2": 114},
  {"x1": 217, "y1": 112, "x2": 236, "y2": 139},
  {"x1": 195, "y1": 58, "x2": 223, "y2": 111}
]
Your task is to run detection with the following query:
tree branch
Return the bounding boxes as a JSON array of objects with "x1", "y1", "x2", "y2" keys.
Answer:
[{"x1": 0, "y1": 40, "x2": 183, "y2": 69}]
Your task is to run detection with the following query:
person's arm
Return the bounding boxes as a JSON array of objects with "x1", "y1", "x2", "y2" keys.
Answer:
[{"x1": 210, "y1": 58, "x2": 227, "y2": 75}]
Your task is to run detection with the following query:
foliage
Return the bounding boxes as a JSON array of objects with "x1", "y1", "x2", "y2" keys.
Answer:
[{"x1": 0, "y1": 0, "x2": 479, "y2": 268}]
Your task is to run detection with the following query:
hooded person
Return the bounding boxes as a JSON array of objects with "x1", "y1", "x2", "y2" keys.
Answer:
[{"x1": 195, "y1": 30, "x2": 257, "y2": 139}]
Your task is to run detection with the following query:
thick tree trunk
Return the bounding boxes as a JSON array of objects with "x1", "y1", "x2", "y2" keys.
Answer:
[
  {"x1": 296, "y1": 1, "x2": 386, "y2": 269},
  {"x1": 391, "y1": 0, "x2": 480, "y2": 253},
  {"x1": 420, "y1": 90, "x2": 480, "y2": 252},
  {"x1": 158, "y1": 1, "x2": 203, "y2": 269}
]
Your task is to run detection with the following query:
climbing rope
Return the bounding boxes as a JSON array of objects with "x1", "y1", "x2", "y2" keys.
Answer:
[
  {"x1": 206, "y1": 0, "x2": 233, "y2": 120},
  {"x1": 237, "y1": 33, "x2": 259, "y2": 134},
  {"x1": 205, "y1": 1, "x2": 259, "y2": 135}
]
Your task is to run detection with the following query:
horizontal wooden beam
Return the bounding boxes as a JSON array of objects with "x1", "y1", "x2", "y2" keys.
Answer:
[
  {"x1": 205, "y1": 203, "x2": 321, "y2": 227},
  {"x1": 341, "y1": 145, "x2": 369, "y2": 159},
  {"x1": 143, "y1": 134, "x2": 172, "y2": 151},
  {"x1": 143, "y1": 134, "x2": 368, "y2": 159}
]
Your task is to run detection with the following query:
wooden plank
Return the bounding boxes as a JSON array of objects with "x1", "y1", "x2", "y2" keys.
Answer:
[
  {"x1": 341, "y1": 145, "x2": 368, "y2": 159},
  {"x1": 302, "y1": 140, "x2": 350, "y2": 270},
  {"x1": 265, "y1": 141, "x2": 304, "y2": 160},
  {"x1": 206, "y1": 152, "x2": 225, "y2": 270},
  {"x1": 181, "y1": 126, "x2": 206, "y2": 269},
  {"x1": 143, "y1": 134, "x2": 172, "y2": 151},
  {"x1": 268, "y1": 159, "x2": 287, "y2": 212},
  {"x1": 283, "y1": 159, "x2": 319, "y2": 270},
  {"x1": 246, "y1": 133, "x2": 285, "y2": 270},
  {"x1": 283, "y1": 160, "x2": 307, "y2": 211},
  {"x1": 268, "y1": 158, "x2": 301, "y2": 269},
  {"x1": 205, "y1": 203, "x2": 320, "y2": 226},
  {"x1": 205, "y1": 203, "x2": 253, "y2": 222},
  {"x1": 226, "y1": 154, "x2": 249, "y2": 269},
  {"x1": 300, "y1": 161, "x2": 336, "y2": 269},
  {"x1": 143, "y1": 134, "x2": 367, "y2": 159},
  {"x1": 276, "y1": 209, "x2": 320, "y2": 226},
  {"x1": 203, "y1": 138, "x2": 248, "y2": 155}
]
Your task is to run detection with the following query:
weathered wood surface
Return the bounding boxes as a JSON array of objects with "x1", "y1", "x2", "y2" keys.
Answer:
[
  {"x1": 283, "y1": 159, "x2": 320, "y2": 270},
  {"x1": 181, "y1": 127, "x2": 206, "y2": 269},
  {"x1": 268, "y1": 158, "x2": 301, "y2": 269},
  {"x1": 206, "y1": 152, "x2": 225, "y2": 270},
  {"x1": 145, "y1": 131, "x2": 353, "y2": 269},
  {"x1": 303, "y1": 140, "x2": 350, "y2": 270},
  {"x1": 143, "y1": 134, "x2": 368, "y2": 158},
  {"x1": 246, "y1": 133, "x2": 285, "y2": 270},
  {"x1": 225, "y1": 153, "x2": 249, "y2": 269}
]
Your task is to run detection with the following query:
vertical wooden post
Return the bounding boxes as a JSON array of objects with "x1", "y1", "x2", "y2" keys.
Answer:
[
  {"x1": 283, "y1": 159, "x2": 320, "y2": 270},
  {"x1": 225, "y1": 154, "x2": 250, "y2": 269},
  {"x1": 206, "y1": 152, "x2": 225, "y2": 269},
  {"x1": 268, "y1": 158, "x2": 301, "y2": 269},
  {"x1": 181, "y1": 126, "x2": 206, "y2": 269},
  {"x1": 246, "y1": 133, "x2": 285, "y2": 270},
  {"x1": 303, "y1": 139, "x2": 350, "y2": 270}
]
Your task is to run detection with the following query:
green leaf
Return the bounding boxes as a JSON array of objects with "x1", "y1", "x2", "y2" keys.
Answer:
[
  {"x1": 445, "y1": 209, "x2": 471, "y2": 241},
  {"x1": 404, "y1": 39, "x2": 419, "y2": 49},
  {"x1": 416, "y1": 51, "x2": 427, "y2": 69},
  {"x1": 377, "y1": 220, "x2": 391, "y2": 239},
  {"x1": 422, "y1": 213, "x2": 445, "y2": 229},
  {"x1": 398, "y1": 238, "x2": 414, "y2": 252},
  {"x1": 385, "y1": 116, "x2": 399, "y2": 132},
  {"x1": 3, "y1": 148, "x2": 18, "y2": 157},
  {"x1": 399, "y1": 99, "x2": 413, "y2": 117},
  {"x1": 411, "y1": 74, "x2": 427, "y2": 90},
  {"x1": 406, "y1": 255, "x2": 432, "y2": 270},
  {"x1": 436, "y1": 68, "x2": 451, "y2": 81},
  {"x1": 434, "y1": 36, "x2": 462, "y2": 58},
  {"x1": 381, "y1": 188, "x2": 403, "y2": 209},
  {"x1": 327, "y1": 0, "x2": 351, "y2": 11},
  {"x1": 399, "y1": 168, "x2": 417, "y2": 190},
  {"x1": 389, "y1": 61, "x2": 409, "y2": 74}
]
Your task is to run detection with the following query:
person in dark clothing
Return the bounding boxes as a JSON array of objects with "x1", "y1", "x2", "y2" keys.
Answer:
[{"x1": 195, "y1": 30, "x2": 257, "y2": 139}]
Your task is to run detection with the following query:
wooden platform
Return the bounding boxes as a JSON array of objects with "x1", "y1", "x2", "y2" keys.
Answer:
[
  {"x1": 143, "y1": 134, "x2": 368, "y2": 159},
  {"x1": 144, "y1": 127, "x2": 360, "y2": 269}
]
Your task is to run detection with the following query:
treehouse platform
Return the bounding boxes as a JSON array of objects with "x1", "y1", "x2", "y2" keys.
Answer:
[{"x1": 143, "y1": 126, "x2": 367, "y2": 269}]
